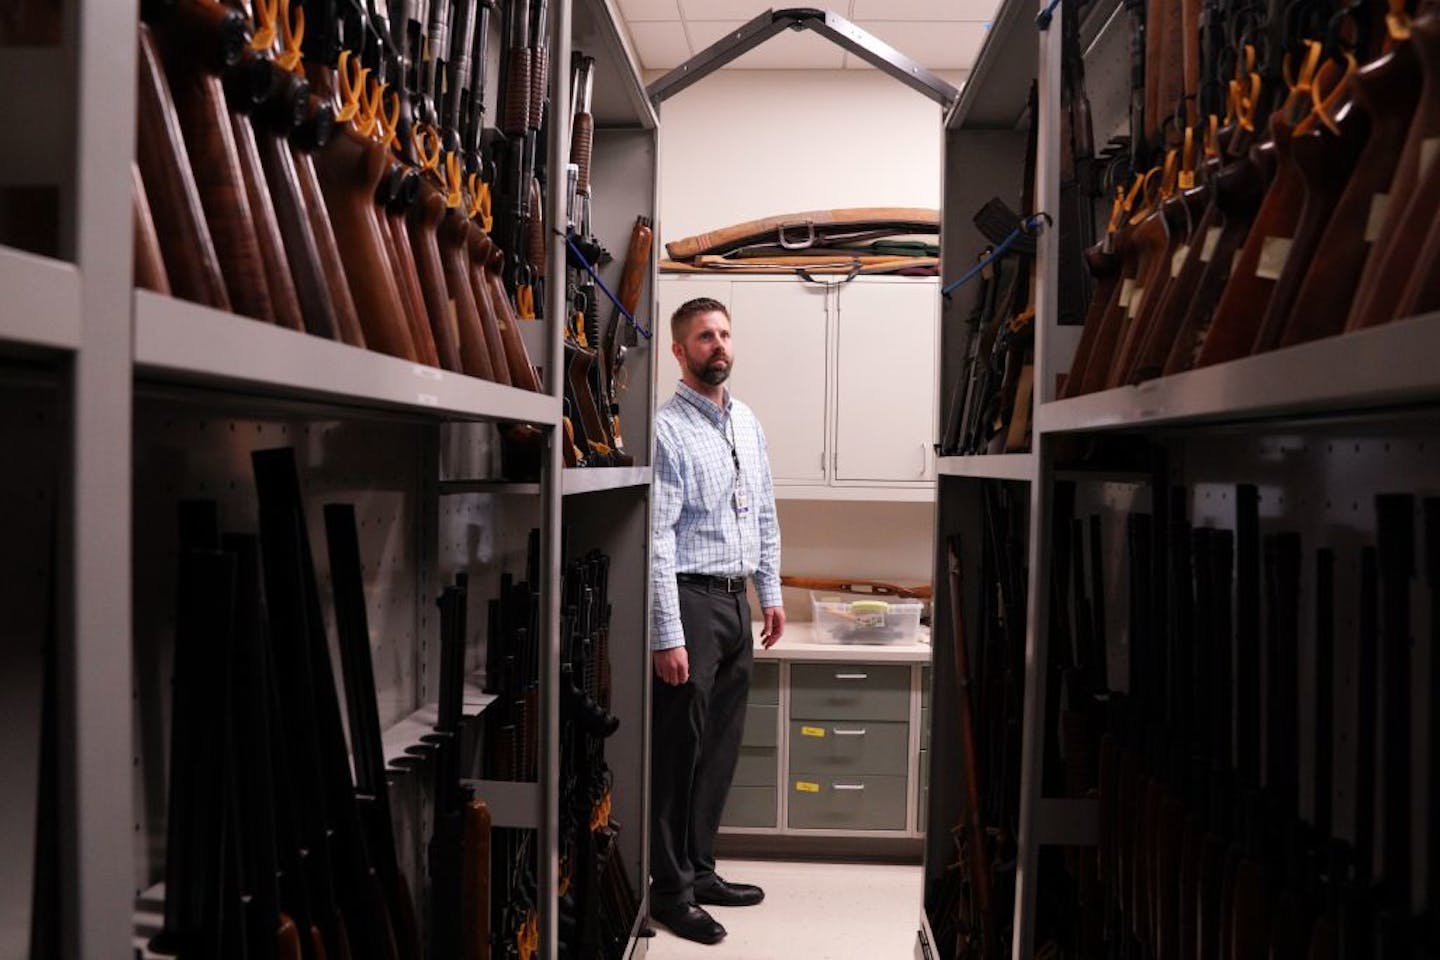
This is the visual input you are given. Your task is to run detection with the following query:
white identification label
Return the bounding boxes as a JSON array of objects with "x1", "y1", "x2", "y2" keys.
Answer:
[
  {"x1": 1364, "y1": 193, "x2": 1390, "y2": 243},
  {"x1": 1255, "y1": 236, "x2": 1293, "y2": 281},
  {"x1": 1199, "y1": 226, "x2": 1223, "y2": 262},
  {"x1": 1128, "y1": 286, "x2": 1146, "y2": 318},
  {"x1": 1118, "y1": 278, "x2": 1136, "y2": 308},
  {"x1": 1422, "y1": 137, "x2": 1440, "y2": 178},
  {"x1": 1171, "y1": 245, "x2": 1190, "y2": 278},
  {"x1": 413, "y1": 365, "x2": 443, "y2": 381}
]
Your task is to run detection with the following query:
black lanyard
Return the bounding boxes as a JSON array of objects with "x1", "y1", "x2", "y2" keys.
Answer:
[{"x1": 678, "y1": 391, "x2": 741, "y2": 475}]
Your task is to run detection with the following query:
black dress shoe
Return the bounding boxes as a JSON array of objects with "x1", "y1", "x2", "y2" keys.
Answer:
[
  {"x1": 653, "y1": 903, "x2": 726, "y2": 944},
  {"x1": 695, "y1": 877, "x2": 765, "y2": 907}
]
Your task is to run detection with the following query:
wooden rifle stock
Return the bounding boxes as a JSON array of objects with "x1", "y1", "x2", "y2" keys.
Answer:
[
  {"x1": 602, "y1": 216, "x2": 653, "y2": 460},
  {"x1": 381, "y1": 174, "x2": 442, "y2": 368},
  {"x1": 1391, "y1": 15, "x2": 1440, "y2": 321},
  {"x1": 779, "y1": 576, "x2": 932, "y2": 599},
  {"x1": 1108, "y1": 188, "x2": 1203, "y2": 387},
  {"x1": 313, "y1": 125, "x2": 419, "y2": 360},
  {"x1": 439, "y1": 207, "x2": 497, "y2": 380},
  {"x1": 407, "y1": 179, "x2": 465, "y2": 372},
  {"x1": 466, "y1": 230, "x2": 515, "y2": 385},
  {"x1": 293, "y1": 113, "x2": 366, "y2": 348},
  {"x1": 228, "y1": 67, "x2": 306, "y2": 332},
  {"x1": 1349, "y1": 12, "x2": 1440, "y2": 330},
  {"x1": 136, "y1": 23, "x2": 229, "y2": 309},
  {"x1": 253, "y1": 92, "x2": 342, "y2": 340},
  {"x1": 153, "y1": 4, "x2": 278, "y2": 324},
  {"x1": 133, "y1": 163, "x2": 172, "y2": 294},
  {"x1": 1060, "y1": 240, "x2": 1122, "y2": 396},
  {"x1": 486, "y1": 247, "x2": 542, "y2": 390},
  {"x1": 462, "y1": 799, "x2": 494, "y2": 960}
]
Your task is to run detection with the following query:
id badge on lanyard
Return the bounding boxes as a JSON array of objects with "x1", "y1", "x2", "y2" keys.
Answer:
[{"x1": 730, "y1": 419, "x2": 752, "y2": 518}]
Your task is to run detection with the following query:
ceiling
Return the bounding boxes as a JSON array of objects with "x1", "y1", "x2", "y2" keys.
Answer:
[{"x1": 616, "y1": 0, "x2": 998, "y2": 74}]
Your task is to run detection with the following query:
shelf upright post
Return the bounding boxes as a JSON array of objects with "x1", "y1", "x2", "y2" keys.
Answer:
[
  {"x1": 539, "y1": 0, "x2": 573, "y2": 955},
  {"x1": 62, "y1": 0, "x2": 139, "y2": 956},
  {"x1": 1011, "y1": 0, "x2": 1063, "y2": 955}
]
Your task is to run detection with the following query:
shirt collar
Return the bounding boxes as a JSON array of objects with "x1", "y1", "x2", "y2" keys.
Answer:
[{"x1": 675, "y1": 381, "x2": 732, "y2": 425}]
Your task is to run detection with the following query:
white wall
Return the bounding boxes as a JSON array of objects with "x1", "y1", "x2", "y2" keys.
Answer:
[
  {"x1": 654, "y1": 69, "x2": 948, "y2": 620},
  {"x1": 655, "y1": 70, "x2": 955, "y2": 250}
]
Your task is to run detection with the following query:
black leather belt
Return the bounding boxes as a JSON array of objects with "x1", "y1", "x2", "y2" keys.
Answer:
[{"x1": 677, "y1": 573, "x2": 748, "y2": 593}]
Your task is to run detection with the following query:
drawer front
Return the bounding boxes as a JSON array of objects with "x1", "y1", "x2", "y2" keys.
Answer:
[
  {"x1": 787, "y1": 774, "x2": 908, "y2": 831},
  {"x1": 743, "y1": 704, "x2": 778, "y2": 748},
  {"x1": 787, "y1": 720, "x2": 910, "y2": 777},
  {"x1": 722, "y1": 786, "x2": 777, "y2": 828},
  {"x1": 733, "y1": 746, "x2": 778, "y2": 787},
  {"x1": 751, "y1": 661, "x2": 780, "y2": 705},
  {"x1": 790, "y1": 663, "x2": 910, "y2": 721}
]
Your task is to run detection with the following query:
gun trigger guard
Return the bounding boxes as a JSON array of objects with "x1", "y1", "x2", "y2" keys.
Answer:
[
  {"x1": 777, "y1": 220, "x2": 818, "y2": 250},
  {"x1": 797, "y1": 262, "x2": 862, "y2": 285}
]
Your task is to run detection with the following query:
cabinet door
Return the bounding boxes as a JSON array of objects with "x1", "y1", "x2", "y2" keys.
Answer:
[
  {"x1": 834, "y1": 280, "x2": 939, "y2": 482},
  {"x1": 653, "y1": 278, "x2": 732, "y2": 407},
  {"x1": 726, "y1": 280, "x2": 829, "y2": 483}
]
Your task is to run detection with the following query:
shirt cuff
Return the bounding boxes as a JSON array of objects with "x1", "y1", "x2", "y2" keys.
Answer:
[
  {"x1": 651, "y1": 618, "x2": 686, "y2": 651},
  {"x1": 755, "y1": 578, "x2": 783, "y2": 610}
]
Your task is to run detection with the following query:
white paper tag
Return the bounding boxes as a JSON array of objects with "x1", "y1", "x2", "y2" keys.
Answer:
[
  {"x1": 1199, "y1": 226, "x2": 1222, "y2": 262},
  {"x1": 1364, "y1": 193, "x2": 1390, "y2": 243},
  {"x1": 1171, "y1": 245, "x2": 1190, "y2": 278},
  {"x1": 1255, "y1": 236, "x2": 1293, "y2": 281},
  {"x1": 734, "y1": 477, "x2": 752, "y2": 517},
  {"x1": 1232, "y1": 248, "x2": 1244, "y2": 276},
  {"x1": 1118, "y1": 278, "x2": 1136, "y2": 308},
  {"x1": 1422, "y1": 137, "x2": 1440, "y2": 178},
  {"x1": 412, "y1": 364, "x2": 443, "y2": 381},
  {"x1": 1128, "y1": 286, "x2": 1146, "y2": 318}
]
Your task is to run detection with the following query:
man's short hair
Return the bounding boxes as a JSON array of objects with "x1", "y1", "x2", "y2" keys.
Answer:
[{"x1": 671, "y1": 297, "x2": 730, "y2": 341}]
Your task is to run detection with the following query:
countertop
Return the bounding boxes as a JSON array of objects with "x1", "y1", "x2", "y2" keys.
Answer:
[{"x1": 751, "y1": 621, "x2": 932, "y2": 663}]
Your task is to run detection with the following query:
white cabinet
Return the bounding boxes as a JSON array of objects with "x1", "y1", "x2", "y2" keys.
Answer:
[
  {"x1": 834, "y1": 280, "x2": 939, "y2": 483},
  {"x1": 655, "y1": 275, "x2": 939, "y2": 498}
]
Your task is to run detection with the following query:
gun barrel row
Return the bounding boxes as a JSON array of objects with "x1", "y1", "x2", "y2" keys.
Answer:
[{"x1": 1057, "y1": 0, "x2": 1440, "y2": 400}]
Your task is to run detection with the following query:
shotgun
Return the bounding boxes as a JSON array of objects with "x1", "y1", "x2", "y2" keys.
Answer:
[
  {"x1": 600, "y1": 215, "x2": 653, "y2": 463},
  {"x1": 136, "y1": 19, "x2": 230, "y2": 309},
  {"x1": 324, "y1": 505, "x2": 422, "y2": 960}
]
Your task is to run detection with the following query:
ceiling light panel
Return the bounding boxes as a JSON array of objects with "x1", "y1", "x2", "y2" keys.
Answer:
[{"x1": 617, "y1": 0, "x2": 682, "y2": 20}]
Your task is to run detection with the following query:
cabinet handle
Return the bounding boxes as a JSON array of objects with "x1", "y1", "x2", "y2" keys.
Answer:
[
  {"x1": 834, "y1": 673, "x2": 869, "y2": 680},
  {"x1": 833, "y1": 728, "x2": 867, "y2": 736},
  {"x1": 919, "y1": 443, "x2": 928, "y2": 477},
  {"x1": 833, "y1": 783, "x2": 866, "y2": 791}
]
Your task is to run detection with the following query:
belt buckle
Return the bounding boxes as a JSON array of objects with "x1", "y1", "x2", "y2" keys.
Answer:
[{"x1": 726, "y1": 576, "x2": 743, "y2": 593}]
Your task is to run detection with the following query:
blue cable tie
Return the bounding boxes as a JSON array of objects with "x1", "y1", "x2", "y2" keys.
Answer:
[
  {"x1": 941, "y1": 214, "x2": 1050, "y2": 298},
  {"x1": 1037, "y1": 0, "x2": 1063, "y2": 29},
  {"x1": 562, "y1": 233, "x2": 653, "y2": 341}
]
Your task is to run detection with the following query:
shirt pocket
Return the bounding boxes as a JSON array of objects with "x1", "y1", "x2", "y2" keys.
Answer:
[{"x1": 690, "y1": 455, "x2": 734, "y2": 515}]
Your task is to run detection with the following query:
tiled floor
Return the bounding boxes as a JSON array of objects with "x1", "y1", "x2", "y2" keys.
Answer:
[{"x1": 644, "y1": 858, "x2": 923, "y2": 959}]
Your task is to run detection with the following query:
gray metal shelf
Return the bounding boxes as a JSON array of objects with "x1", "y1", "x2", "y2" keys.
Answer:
[
  {"x1": 944, "y1": 0, "x2": 1039, "y2": 130},
  {"x1": 134, "y1": 290, "x2": 560, "y2": 425},
  {"x1": 562, "y1": 465, "x2": 653, "y2": 495},
  {"x1": 0, "y1": 246, "x2": 81, "y2": 353},
  {"x1": 937, "y1": 453, "x2": 1036, "y2": 481},
  {"x1": 1039, "y1": 313, "x2": 1440, "y2": 435}
]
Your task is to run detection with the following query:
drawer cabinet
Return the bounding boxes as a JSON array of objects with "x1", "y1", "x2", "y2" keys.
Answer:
[
  {"x1": 788, "y1": 774, "x2": 909, "y2": 831},
  {"x1": 790, "y1": 663, "x2": 910, "y2": 722},
  {"x1": 788, "y1": 720, "x2": 909, "y2": 777},
  {"x1": 721, "y1": 662, "x2": 783, "y2": 828},
  {"x1": 723, "y1": 786, "x2": 778, "y2": 828}
]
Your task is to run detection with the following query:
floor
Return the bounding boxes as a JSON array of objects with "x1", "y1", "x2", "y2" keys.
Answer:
[{"x1": 644, "y1": 858, "x2": 923, "y2": 959}]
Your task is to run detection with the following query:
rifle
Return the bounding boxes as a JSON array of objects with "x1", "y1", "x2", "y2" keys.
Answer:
[
  {"x1": 599, "y1": 224, "x2": 654, "y2": 465},
  {"x1": 135, "y1": 18, "x2": 231, "y2": 309},
  {"x1": 430, "y1": 576, "x2": 469, "y2": 960},
  {"x1": 779, "y1": 575, "x2": 932, "y2": 600},
  {"x1": 1057, "y1": 0, "x2": 1097, "y2": 327},
  {"x1": 148, "y1": 0, "x2": 280, "y2": 324},
  {"x1": 253, "y1": 448, "x2": 400, "y2": 960},
  {"x1": 324, "y1": 504, "x2": 422, "y2": 960},
  {"x1": 1374, "y1": 495, "x2": 1414, "y2": 958},
  {"x1": 133, "y1": 163, "x2": 172, "y2": 294}
]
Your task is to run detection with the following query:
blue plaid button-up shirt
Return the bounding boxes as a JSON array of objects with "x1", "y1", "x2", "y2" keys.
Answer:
[{"x1": 651, "y1": 381, "x2": 782, "y2": 651}]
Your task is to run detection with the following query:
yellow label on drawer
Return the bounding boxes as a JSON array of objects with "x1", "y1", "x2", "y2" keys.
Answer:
[
  {"x1": 801, "y1": 726, "x2": 826, "y2": 738},
  {"x1": 795, "y1": 781, "x2": 820, "y2": 793}
]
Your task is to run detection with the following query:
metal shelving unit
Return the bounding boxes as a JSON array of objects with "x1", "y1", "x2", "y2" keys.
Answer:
[
  {"x1": 0, "y1": 247, "x2": 82, "y2": 354},
  {"x1": 0, "y1": 0, "x2": 658, "y2": 957},
  {"x1": 928, "y1": 0, "x2": 1440, "y2": 954}
]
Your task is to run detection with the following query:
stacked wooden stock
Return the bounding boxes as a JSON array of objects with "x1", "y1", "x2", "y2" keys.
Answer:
[
  {"x1": 1061, "y1": 0, "x2": 1440, "y2": 399},
  {"x1": 939, "y1": 88, "x2": 1042, "y2": 458},
  {"x1": 927, "y1": 481, "x2": 1029, "y2": 960},
  {"x1": 1043, "y1": 482, "x2": 1439, "y2": 959},
  {"x1": 132, "y1": 0, "x2": 542, "y2": 393}
]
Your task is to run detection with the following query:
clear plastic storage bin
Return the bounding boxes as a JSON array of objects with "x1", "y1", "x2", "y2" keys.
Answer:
[{"x1": 810, "y1": 592, "x2": 925, "y2": 645}]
